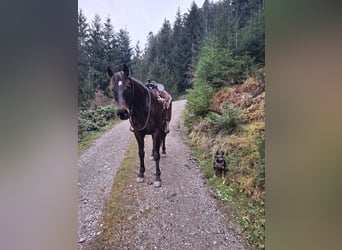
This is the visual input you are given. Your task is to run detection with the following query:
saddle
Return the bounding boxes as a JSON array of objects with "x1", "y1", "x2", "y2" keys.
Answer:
[{"x1": 146, "y1": 83, "x2": 172, "y2": 110}]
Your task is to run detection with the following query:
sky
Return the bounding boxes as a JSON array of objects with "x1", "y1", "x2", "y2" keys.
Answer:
[{"x1": 78, "y1": 0, "x2": 211, "y2": 49}]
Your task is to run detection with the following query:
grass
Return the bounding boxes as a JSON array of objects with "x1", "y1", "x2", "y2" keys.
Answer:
[
  {"x1": 78, "y1": 121, "x2": 118, "y2": 154},
  {"x1": 181, "y1": 96, "x2": 265, "y2": 250},
  {"x1": 189, "y1": 144, "x2": 265, "y2": 250},
  {"x1": 86, "y1": 139, "x2": 140, "y2": 249}
]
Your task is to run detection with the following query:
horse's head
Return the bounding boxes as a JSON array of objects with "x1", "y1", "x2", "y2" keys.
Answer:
[{"x1": 107, "y1": 64, "x2": 133, "y2": 120}]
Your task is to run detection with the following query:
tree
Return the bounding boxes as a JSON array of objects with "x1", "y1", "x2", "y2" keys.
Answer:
[
  {"x1": 158, "y1": 20, "x2": 173, "y2": 64},
  {"x1": 117, "y1": 29, "x2": 132, "y2": 65},
  {"x1": 103, "y1": 16, "x2": 117, "y2": 66},
  {"x1": 183, "y1": 2, "x2": 205, "y2": 85},
  {"x1": 78, "y1": 9, "x2": 90, "y2": 106},
  {"x1": 87, "y1": 14, "x2": 107, "y2": 92},
  {"x1": 131, "y1": 41, "x2": 146, "y2": 81},
  {"x1": 201, "y1": 0, "x2": 214, "y2": 34},
  {"x1": 239, "y1": 4, "x2": 265, "y2": 64},
  {"x1": 195, "y1": 35, "x2": 230, "y2": 87},
  {"x1": 171, "y1": 8, "x2": 190, "y2": 94}
]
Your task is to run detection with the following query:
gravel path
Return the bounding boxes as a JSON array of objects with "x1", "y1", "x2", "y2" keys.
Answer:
[
  {"x1": 78, "y1": 99, "x2": 247, "y2": 250},
  {"x1": 78, "y1": 119, "x2": 133, "y2": 248},
  {"x1": 132, "y1": 100, "x2": 246, "y2": 250}
]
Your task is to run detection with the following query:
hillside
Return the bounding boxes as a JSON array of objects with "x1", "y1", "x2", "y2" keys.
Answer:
[{"x1": 184, "y1": 74, "x2": 265, "y2": 250}]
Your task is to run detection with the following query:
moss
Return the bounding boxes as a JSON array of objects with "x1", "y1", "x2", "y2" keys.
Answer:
[{"x1": 87, "y1": 139, "x2": 139, "y2": 249}]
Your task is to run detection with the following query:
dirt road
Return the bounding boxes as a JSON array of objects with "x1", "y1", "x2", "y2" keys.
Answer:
[{"x1": 78, "y1": 100, "x2": 247, "y2": 249}]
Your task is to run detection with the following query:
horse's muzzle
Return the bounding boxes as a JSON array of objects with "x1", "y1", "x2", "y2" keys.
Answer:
[{"x1": 116, "y1": 108, "x2": 130, "y2": 120}]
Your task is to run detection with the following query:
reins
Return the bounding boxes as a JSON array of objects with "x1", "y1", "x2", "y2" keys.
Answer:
[{"x1": 129, "y1": 79, "x2": 152, "y2": 131}]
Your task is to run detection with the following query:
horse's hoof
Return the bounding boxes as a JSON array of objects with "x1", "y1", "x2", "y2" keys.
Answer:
[
  {"x1": 153, "y1": 181, "x2": 162, "y2": 188},
  {"x1": 136, "y1": 177, "x2": 144, "y2": 183}
]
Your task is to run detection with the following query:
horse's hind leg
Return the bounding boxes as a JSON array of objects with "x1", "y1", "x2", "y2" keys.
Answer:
[
  {"x1": 152, "y1": 133, "x2": 162, "y2": 187},
  {"x1": 135, "y1": 132, "x2": 145, "y2": 183},
  {"x1": 162, "y1": 132, "x2": 166, "y2": 155}
]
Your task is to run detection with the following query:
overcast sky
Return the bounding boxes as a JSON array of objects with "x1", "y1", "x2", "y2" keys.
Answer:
[{"x1": 78, "y1": 0, "x2": 212, "y2": 48}]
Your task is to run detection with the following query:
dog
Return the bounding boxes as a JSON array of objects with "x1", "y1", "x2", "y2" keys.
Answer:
[{"x1": 214, "y1": 150, "x2": 227, "y2": 184}]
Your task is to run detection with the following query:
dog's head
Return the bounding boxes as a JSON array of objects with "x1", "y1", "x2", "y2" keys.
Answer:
[{"x1": 215, "y1": 150, "x2": 225, "y2": 161}]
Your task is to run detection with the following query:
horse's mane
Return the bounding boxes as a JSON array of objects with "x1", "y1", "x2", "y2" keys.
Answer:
[
  {"x1": 130, "y1": 76, "x2": 150, "y2": 93},
  {"x1": 114, "y1": 70, "x2": 150, "y2": 93}
]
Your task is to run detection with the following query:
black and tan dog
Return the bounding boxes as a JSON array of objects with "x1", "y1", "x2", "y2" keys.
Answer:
[{"x1": 213, "y1": 150, "x2": 227, "y2": 183}]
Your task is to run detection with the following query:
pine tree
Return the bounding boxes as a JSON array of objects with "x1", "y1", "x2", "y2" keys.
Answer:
[
  {"x1": 156, "y1": 19, "x2": 173, "y2": 65},
  {"x1": 239, "y1": 8, "x2": 264, "y2": 64},
  {"x1": 171, "y1": 8, "x2": 189, "y2": 94},
  {"x1": 78, "y1": 9, "x2": 90, "y2": 107},
  {"x1": 131, "y1": 41, "x2": 146, "y2": 81},
  {"x1": 201, "y1": 0, "x2": 214, "y2": 34},
  {"x1": 117, "y1": 29, "x2": 132, "y2": 65},
  {"x1": 87, "y1": 14, "x2": 106, "y2": 92},
  {"x1": 103, "y1": 17, "x2": 116, "y2": 65},
  {"x1": 183, "y1": 2, "x2": 204, "y2": 85}
]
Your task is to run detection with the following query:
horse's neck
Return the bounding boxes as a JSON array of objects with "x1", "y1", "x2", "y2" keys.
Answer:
[{"x1": 132, "y1": 81, "x2": 150, "y2": 113}]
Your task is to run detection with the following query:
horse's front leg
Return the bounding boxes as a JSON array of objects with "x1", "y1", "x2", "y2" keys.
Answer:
[
  {"x1": 134, "y1": 132, "x2": 145, "y2": 183},
  {"x1": 152, "y1": 132, "x2": 162, "y2": 187}
]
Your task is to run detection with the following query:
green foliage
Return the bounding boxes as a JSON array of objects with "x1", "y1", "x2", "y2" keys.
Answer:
[
  {"x1": 195, "y1": 35, "x2": 260, "y2": 87},
  {"x1": 204, "y1": 102, "x2": 245, "y2": 134},
  {"x1": 117, "y1": 29, "x2": 133, "y2": 64},
  {"x1": 78, "y1": 11, "x2": 133, "y2": 108},
  {"x1": 78, "y1": 105, "x2": 117, "y2": 142},
  {"x1": 183, "y1": 75, "x2": 265, "y2": 249},
  {"x1": 227, "y1": 54, "x2": 259, "y2": 84},
  {"x1": 195, "y1": 36, "x2": 231, "y2": 87},
  {"x1": 255, "y1": 134, "x2": 265, "y2": 187},
  {"x1": 239, "y1": 10, "x2": 265, "y2": 65},
  {"x1": 188, "y1": 140, "x2": 265, "y2": 250},
  {"x1": 186, "y1": 81, "x2": 213, "y2": 117},
  {"x1": 78, "y1": 0, "x2": 264, "y2": 106}
]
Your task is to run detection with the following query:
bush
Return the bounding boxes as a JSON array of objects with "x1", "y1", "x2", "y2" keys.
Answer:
[
  {"x1": 204, "y1": 102, "x2": 245, "y2": 134},
  {"x1": 186, "y1": 81, "x2": 213, "y2": 117},
  {"x1": 78, "y1": 104, "x2": 117, "y2": 142},
  {"x1": 255, "y1": 135, "x2": 265, "y2": 188}
]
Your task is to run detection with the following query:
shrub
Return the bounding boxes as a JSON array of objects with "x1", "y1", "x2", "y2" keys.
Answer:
[
  {"x1": 186, "y1": 81, "x2": 213, "y2": 117},
  {"x1": 204, "y1": 102, "x2": 245, "y2": 134},
  {"x1": 78, "y1": 104, "x2": 117, "y2": 142},
  {"x1": 255, "y1": 135, "x2": 265, "y2": 188}
]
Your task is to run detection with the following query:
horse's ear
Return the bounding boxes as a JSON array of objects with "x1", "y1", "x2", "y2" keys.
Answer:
[
  {"x1": 123, "y1": 64, "x2": 130, "y2": 77},
  {"x1": 107, "y1": 67, "x2": 113, "y2": 78}
]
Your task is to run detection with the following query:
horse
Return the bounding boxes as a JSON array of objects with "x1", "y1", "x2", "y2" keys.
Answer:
[{"x1": 107, "y1": 64, "x2": 172, "y2": 187}]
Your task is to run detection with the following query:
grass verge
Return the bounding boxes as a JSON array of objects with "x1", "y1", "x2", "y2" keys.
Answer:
[
  {"x1": 189, "y1": 146, "x2": 265, "y2": 250},
  {"x1": 85, "y1": 139, "x2": 140, "y2": 249},
  {"x1": 180, "y1": 110, "x2": 265, "y2": 250},
  {"x1": 78, "y1": 122, "x2": 118, "y2": 154}
]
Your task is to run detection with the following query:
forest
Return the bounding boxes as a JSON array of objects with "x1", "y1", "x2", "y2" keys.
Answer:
[
  {"x1": 78, "y1": 0, "x2": 264, "y2": 107},
  {"x1": 78, "y1": 0, "x2": 264, "y2": 249}
]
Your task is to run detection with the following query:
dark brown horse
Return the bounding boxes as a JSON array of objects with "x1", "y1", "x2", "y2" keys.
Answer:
[{"x1": 107, "y1": 64, "x2": 172, "y2": 187}]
